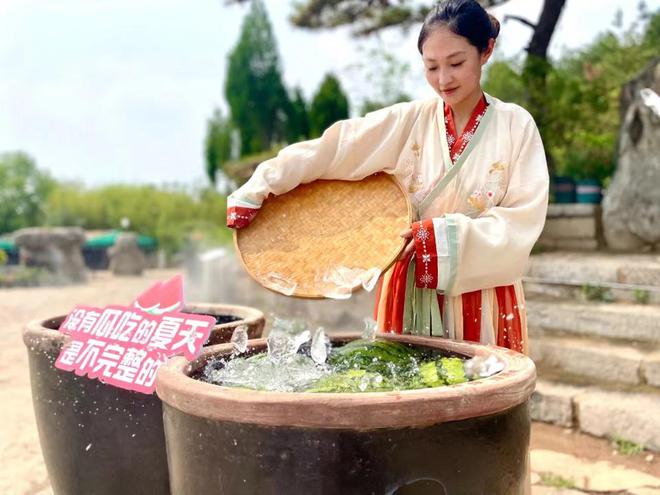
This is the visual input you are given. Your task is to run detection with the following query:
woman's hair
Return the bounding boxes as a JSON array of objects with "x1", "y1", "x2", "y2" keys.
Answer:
[{"x1": 417, "y1": 0, "x2": 500, "y2": 54}]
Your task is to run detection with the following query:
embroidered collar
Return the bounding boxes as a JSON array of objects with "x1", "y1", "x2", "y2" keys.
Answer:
[{"x1": 444, "y1": 95, "x2": 489, "y2": 164}]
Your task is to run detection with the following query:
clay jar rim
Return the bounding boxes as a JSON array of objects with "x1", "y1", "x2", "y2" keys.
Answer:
[
  {"x1": 182, "y1": 302, "x2": 264, "y2": 330},
  {"x1": 23, "y1": 315, "x2": 69, "y2": 351},
  {"x1": 156, "y1": 333, "x2": 537, "y2": 430},
  {"x1": 22, "y1": 303, "x2": 265, "y2": 348}
]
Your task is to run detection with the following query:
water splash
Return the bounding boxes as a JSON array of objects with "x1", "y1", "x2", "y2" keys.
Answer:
[
  {"x1": 267, "y1": 319, "x2": 311, "y2": 362},
  {"x1": 361, "y1": 318, "x2": 378, "y2": 341},
  {"x1": 201, "y1": 321, "x2": 498, "y2": 393},
  {"x1": 315, "y1": 265, "x2": 381, "y2": 299},
  {"x1": 310, "y1": 328, "x2": 329, "y2": 365},
  {"x1": 263, "y1": 272, "x2": 297, "y2": 296},
  {"x1": 463, "y1": 354, "x2": 504, "y2": 379},
  {"x1": 230, "y1": 325, "x2": 248, "y2": 355},
  {"x1": 360, "y1": 267, "x2": 382, "y2": 292}
]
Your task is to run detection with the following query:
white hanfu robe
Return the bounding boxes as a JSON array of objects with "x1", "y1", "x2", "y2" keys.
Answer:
[{"x1": 227, "y1": 93, "x2": 549, "y2": 354}]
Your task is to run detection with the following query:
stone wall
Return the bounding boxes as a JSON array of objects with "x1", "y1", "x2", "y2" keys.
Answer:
[{"x1": 536, "y1": 204, "x2": 603, "y2": 251}]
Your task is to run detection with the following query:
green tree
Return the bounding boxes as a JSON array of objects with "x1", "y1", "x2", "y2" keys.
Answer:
[
  {"x1": 482, "y1": 57, "x2": 526, "y2": 106},
  {"x1": 483, "y1": 7, "x2": 660, "y2": 183},
  {"x1": 45, "y1": 183, "x2": 231, "y2": 254},
  {"x1": 0, "y1": 152, "x2": 54, "y2": 234},
  {"x1": 204, "y1": 108, "x2": 234, "y2": 184},
  {"x1": 225, "y1": 0, "x2": 292, "y2": 156},
  {"x1": 346, "y1": 44, "x2": 412, "y2": 115},
  {"x1": 309, "y1": 74, "x2": 350, "y2": 137},
  {"x1": 286, "y1": 87, "x2": 311, "y2": 141}
]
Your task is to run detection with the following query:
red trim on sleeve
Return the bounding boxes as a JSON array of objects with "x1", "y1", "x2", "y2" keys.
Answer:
[
  {"x1": 227, "y1": 206, "x2": 258, "y2": 229},
  {"x1": 412, "y1": 219, "x2": 439, "y2": 289}
]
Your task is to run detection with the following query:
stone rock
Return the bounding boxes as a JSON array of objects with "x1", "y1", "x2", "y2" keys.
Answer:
[
  {"x1": 526, "y1": 299, "x2": 660, "y2": 344},
  {"x1": 535, "y1": 238, "x2": 599, "y2": 251},
  {"x1": 576, "y1": 390, "x2": 660, "y2": 451},
  {"x1": 531, "y1": 337, "x2": 643, "y2": 386},
  {"x1": 642, "y1": 353, "x2": 660, "y2": 388},
  {"x1": 540, "y1": 217, "x2": 598, "y2": 240},
  {"x1": 108, "y1": 233, "x2": 146, "y2": 276},
  {"x1": 603, "y1": 58, "x2": 660, "y2": 251},
  {"x1": 530, "y1": 449, "x2": 660, "y2": 491},
  {"x1": 13, "y1": 227, "x2": 87, "y2": 283},
  {"x1": 529, "y1": 381, "x2": 582, "y2": 428},
  {"x1": 546, "y1": 204, "x2": 600, "y2": 218}
]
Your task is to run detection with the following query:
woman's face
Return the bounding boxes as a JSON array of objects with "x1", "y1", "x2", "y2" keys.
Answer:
[{"x1": 421, "y1": 25, "x2": 494, "y2": 107}]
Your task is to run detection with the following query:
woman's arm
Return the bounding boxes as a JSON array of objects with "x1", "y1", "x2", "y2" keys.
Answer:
[{"x1": 227, "y1": 101, "x2": 420, "y2": 228}]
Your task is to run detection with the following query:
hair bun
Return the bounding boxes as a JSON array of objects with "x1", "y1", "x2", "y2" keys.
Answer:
[{"x1": 488, "y1": 13, "x2": 500, "y2": 39}]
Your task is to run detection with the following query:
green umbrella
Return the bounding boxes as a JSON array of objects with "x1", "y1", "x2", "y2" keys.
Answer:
[
  {"x1": 0, "y1": 238, "x2": 16, "y2": 252},
  {"x1": 84, "y1": 231, "x2": 157, "y2": 250}
]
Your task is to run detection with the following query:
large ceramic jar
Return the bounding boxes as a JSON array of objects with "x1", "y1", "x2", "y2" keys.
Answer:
[
  {"x1": 23, "y1": 303, "x2": 265, "y2": 495},
  {"x1": 157, "y1": 334, "x2": 536, "y2": 495}
]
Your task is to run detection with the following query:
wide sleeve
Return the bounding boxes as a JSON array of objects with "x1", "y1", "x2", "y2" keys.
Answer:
[
  {"x1": 412, "y1": 115, "x2": 549, "y2": 295},
  {"x1": 228, "y1": 102, "x2": 419, "y2": 209}
]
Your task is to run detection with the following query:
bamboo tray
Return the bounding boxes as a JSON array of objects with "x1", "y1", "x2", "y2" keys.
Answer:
[{"x1": 234, "y1": 173, "x2": 412, "y2": 298}]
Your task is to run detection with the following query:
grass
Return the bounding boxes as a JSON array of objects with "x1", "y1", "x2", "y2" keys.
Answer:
[
  {"x1": 581, "y1": 283, "x2": 614, "y2": 302},
  {"x1": 539, "y1": 472, "x2": 578, "y2": 489},
  {"x1": 612, "y1": 436, "x2": 645, "y2": 456},
  {"x1": 633, "y1": 288, "x2": 650, "y2": 305}
]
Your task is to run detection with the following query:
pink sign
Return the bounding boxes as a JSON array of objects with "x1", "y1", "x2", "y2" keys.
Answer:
[{"x1": 55, "y1": 275, "x2": 215, "y2": 394}]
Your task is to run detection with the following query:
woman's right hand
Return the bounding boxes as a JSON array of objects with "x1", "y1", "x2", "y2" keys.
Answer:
[{"x1": 399, "y1": 228, "x2": 415, "y2": 261}]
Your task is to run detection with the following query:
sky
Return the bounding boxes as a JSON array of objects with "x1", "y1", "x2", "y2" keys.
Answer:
[{"x1": 1, "y1": 0, "x2": 658, "y2": 186}]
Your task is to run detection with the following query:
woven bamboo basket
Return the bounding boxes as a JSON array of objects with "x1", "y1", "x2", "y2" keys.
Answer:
[{"x1": 234, "y1": 173, "x2": 412, "y2": 298}]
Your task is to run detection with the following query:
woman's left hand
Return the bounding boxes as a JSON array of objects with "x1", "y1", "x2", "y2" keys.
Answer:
[{"x1": 399, "y1": 228, "x2": 415, "y2": 261}]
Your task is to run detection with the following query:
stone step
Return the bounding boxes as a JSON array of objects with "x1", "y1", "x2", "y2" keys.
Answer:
[
  {"x1": 531, "y1": 380, "x2": 660, "y2": 452},
  {"x1": 526, "y1": 251, "x2": 660, "y2": 288},
  {"x1": 526, "y1": 299, "x2": 660, "y2": 345},
  {"x1": 530, "y1": 450, "x2": 660, "y2": 493},
  {"x1": 524, "y1": 278, "x2": 660, "y2": 305},
  {"x1": 530, "y1": 335, "x2": 660, "y2": 388}
]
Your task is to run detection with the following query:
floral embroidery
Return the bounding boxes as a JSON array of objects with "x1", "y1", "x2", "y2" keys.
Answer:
[
  {"x1": 419, "y1": 273, "x2": 435, "y2": 287},
  {"x1": 489, "y1": 162, "x2": 506, "y2": 173},
  {"x1": 417, "y1": 226, "x2": 433, "y2": 288},
  {"x1": 411, "y1": 142, "x2": 421, "y2": 159},
  {"x1": 467, "y1": 190, "x2": 486, "y2": 212},
  {"x1": 445, "y1": 98, "x2": 488, "y2": 164},
  {"x1": 226, "y1": 206, "x2": 259, "y2": 228},
  {"x1": 415, "y1": 227, "x2": 430, "y2": 241},
  {"x1": 412, "y1": 219, "x2": 439, "y2": 290},
  {"x1": 466, "y1": 162, "x2": 508, "y2": 215},
  {"x1": 408, "y1": 173, "x2": 424, "y2": 193},
  {"x1": 406, "y1": 142, "x2": 423, "y2": 194}
]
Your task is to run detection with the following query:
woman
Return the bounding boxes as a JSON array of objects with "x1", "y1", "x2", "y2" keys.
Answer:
[{"x1": 226, "y1": 0, "x2": 549, "y2": 355}]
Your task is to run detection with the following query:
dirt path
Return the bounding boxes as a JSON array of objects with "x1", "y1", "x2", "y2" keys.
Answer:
[{"x1": 1, "y1": 270, "x2": 658, "y2": 494}]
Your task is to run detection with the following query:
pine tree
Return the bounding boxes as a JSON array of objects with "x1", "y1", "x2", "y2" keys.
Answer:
[
  {"x1": 287, "y1": 87, "x2": 310, "y2": 142},
  {"x1": 225, "y1": 0, "x2": 292, "y2": 156},
  {"x1": 309, "y1": 74, "x2": 350, "y2": 138},
  {"x1": 204, "y1": 109, "x2": 234, "y2": 184}
]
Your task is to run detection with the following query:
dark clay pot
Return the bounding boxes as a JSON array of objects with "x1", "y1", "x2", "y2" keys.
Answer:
[
  {"x1": 183, "y1": 302, "x2": 265, "y2": 346},
  {"x1": 23, "y1": 303, "x2": 265, "y2": 495},
  {"x1": 23, "y1": 316, "x2": 170, "y2": 495},
  {"x1": 156, "y1": 334, "x2": 536, "y2": 495}
]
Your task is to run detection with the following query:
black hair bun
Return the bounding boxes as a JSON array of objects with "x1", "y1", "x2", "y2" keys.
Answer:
[{"x1": 488, "y1": 13, "x2": 501, "y2": 40}]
